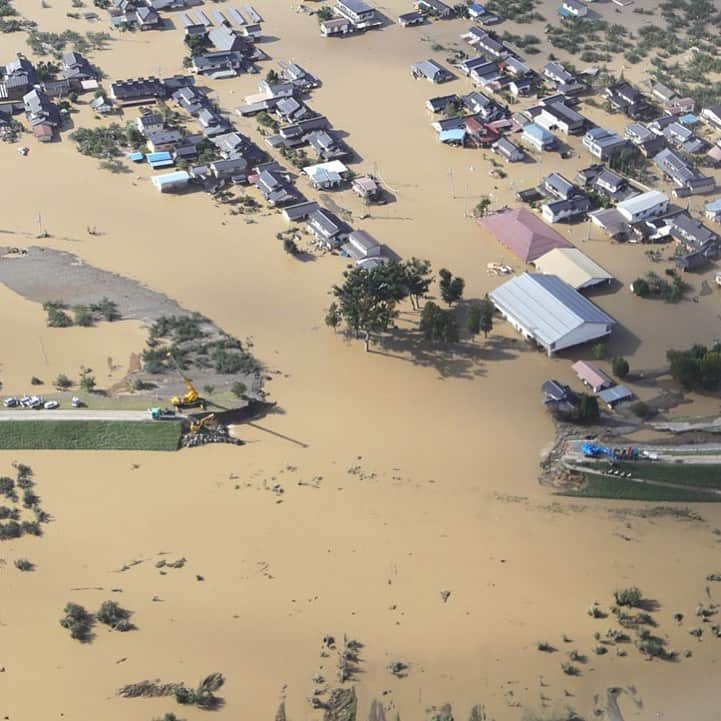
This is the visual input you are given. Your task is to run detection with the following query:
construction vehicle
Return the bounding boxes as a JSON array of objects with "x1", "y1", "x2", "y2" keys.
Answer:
[
  {"x1": 150, "y1": 407, "x2": 177, "y2": 421},
  {"x1": 165, "y1": 352, "x2": 207, "y2": 411},
  {"x1": 170, "y1": 377, "x2": 207, "y2": 411},
  {"x1": 189, "y1": 413, "x2": 218, "y2": 433}
]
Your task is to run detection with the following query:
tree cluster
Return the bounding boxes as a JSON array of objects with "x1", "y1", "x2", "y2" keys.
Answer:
[
  {"x1": 667, "y1": 343, "x2": 721, "y2": 390},
  {"x1": 43, "y1": 297, "x2": 119, "y2": 327},
  {"x1": 632, "y1": 270, "x2": 690, "y2": 303},
  {"x1": 328, "y1": 259, "x2": 434, "y2": 349}
]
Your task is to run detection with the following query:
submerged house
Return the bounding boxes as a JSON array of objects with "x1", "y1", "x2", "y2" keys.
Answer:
[
  {"x1": 306, "y1": 207, "x2": 352, "y2": 249},
  {"x1": 489, "y1": 273, "x2": 615, "y2": 356},
  {"x1": 572, "y1": 360, "x2": 613, "y2": 393},
  {"x1": 522, "y1": 122, "x2": 556, "y2": 151},
  {"x1": 477, "y1": 207, "x2": 573, "y2": 262},
  {"x1": 411, "y1": 59, "x2": 455, "y2": 83},
  {"x1": 533, "y1": 247, "x2": 613, "y2": 290},
  {"x1": 654, "y1": 148, "x2": 716, "y2": 196},
  {"x1": 542, "y1": 379, "x2": 580, "y2": 415}
]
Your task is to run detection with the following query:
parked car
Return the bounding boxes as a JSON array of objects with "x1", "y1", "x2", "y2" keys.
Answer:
[{"x1": 44, "y1": 400, "x2": 59, "y2": 410}]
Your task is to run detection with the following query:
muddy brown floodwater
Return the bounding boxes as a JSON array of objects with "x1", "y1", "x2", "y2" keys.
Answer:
[{"x1": 2, "y1": 1, "x2": 721, "y2": 719}]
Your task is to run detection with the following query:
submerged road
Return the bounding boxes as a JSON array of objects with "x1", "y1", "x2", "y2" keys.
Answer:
[{"x1": 0, "y1": 410, "x2": 152, "y2": 422}]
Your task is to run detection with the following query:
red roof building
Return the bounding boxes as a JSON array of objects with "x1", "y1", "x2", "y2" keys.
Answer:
[{"x1": 477, "y1": 207, "x2": 574, "y2": 262}]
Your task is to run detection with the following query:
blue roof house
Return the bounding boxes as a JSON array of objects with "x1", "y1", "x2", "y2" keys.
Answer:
[
  {"x1": 151, "y1": 170, "x2": 191, "y2": 192},
  {"x1": 439, "y1": 127, "x2": 466, "y2": 144},
  {"x1": 522, "y1": 122, "x2": 557, "y2": 151}
]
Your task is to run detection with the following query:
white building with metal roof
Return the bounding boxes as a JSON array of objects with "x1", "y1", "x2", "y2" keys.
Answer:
[
  {"x1": 488, "y1": 273, "x2": 615, "y2": 355},
  {"x1": 616, "y1": 190, "x2": 668, "y2": 222}
]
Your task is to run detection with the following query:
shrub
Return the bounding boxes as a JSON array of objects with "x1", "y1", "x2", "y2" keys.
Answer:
[
  {"x1": 560, "y1": 662, "x2": 579, "y2": 675},
  {"x1": 60, "y1": 602, "x2": 93, "y2": 641},
  {"x1": 47, "y1": 306, "x2": 73, "y2": 327},
  {"x1": 14, "y1": 558, "x2": 34, "y2": 571},
  {"x1": 55, "y1": 373, "x2": 73, "y2": 389},
  {"x1": 30, "y1": 376, "x2": 43, "y2": 385},
  {"x1": 630, "y1": 400, "x2": 652, "y2": 419},
  {"x1": 89, "y1": 297, "x2": 120, "y2": 321},
  {"x1": 79, "y1": 369, "x2": 96, "y2": 393},
  {"x1": 96, "y1": 600, "x2": 132, "y2": 630},
  {"x1": 592, "y1": 342, "x2": 607, "y2": 360},
  {"x1": 0, "y1": 476, "x2": 16, "y2": 498},
  {"x1": 537, "y1": 641, "x2": 553, "y2": 652},
  {"x1": 283, "y1": 237, "x2": 300, "y2": 255},
  {"x1": 231, "y1": 382, "x2": 247, "y2": 399},
  {"x1": 73, "y1": 305, "x2": 94, "y2": 327},
  {"x1": 614, "y1": 586, "x2": 643, "y2": 607},
  {"x1": 612, "y1": 356, "x2": 629, "y2": 378}
]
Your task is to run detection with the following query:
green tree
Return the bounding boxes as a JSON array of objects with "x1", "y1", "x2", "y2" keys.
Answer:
[
  {"x1": 265, "y1": 68, "x2": 279, "y2": 84},
  {"x1": 473, "y1": 196, "x2": 492, "y2": 218},
  {"x1": 632, "y1": 277, "x2": 650, "y2": 297},
  {"x1": 699, "y1": 351, "x2": 721, "y2": 390},
  {"x1": 79, "y1": 368, "x2": 96, "y2": 393},
  {"x1": 331, "y1": 264, "x2": 402, "y2": 351},
  {"x1": 576, "y1": 393, "x2": 599, "y2": 423},
  {"x1": 325, "y1": 302, "x2": 340, "y2": 333},
  {"x1": 420, "y1": 302, "x2": 459, "y2": 344},
  {"x1": 612, "y1": 356, "x2": 629, "y2": 378},
  {"x1": 467, "y1": 303, "x2": 482, "y2": 340},
  {"x1": 402, "y1": 257, "x2": 433, "y2": 310},
  {"x1": 438, "y1": 268, "x2": 465, "y2": 306},
  {"x1": 479, "y1": 298, "x2": 494, "y2": 338},
  {"x1": 125, "y1": 124, "x2": 143, "y2": 149}
]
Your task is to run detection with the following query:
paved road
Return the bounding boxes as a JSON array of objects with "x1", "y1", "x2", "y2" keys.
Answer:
[{"x1": 0, "y1": 410, "x2": 152, "y2": 422}]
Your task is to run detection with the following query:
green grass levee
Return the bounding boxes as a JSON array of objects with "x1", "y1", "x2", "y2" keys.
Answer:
[
  {"x1": 561, "y1": 474, "x2": 721, "y2": 502},
  {"x1": 0, "y1": 420, "x2": 182, "y2": 451}
]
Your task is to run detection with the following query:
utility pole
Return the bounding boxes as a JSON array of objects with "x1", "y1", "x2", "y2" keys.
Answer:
[
  {"x1": 448, "y1": 167, "x2": 456, "y2": 199},
  {"x1": 36, "y1": 211, "x2": 44, "y2": 237}
]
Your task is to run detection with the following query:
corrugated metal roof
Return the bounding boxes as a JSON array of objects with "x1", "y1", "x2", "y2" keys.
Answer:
[
  {"x1": 598, "y1": 385, "x2": 633, "y2": 404},
  {"x1": 489, "y1": 273, "x2": 615, "y2": 348}
]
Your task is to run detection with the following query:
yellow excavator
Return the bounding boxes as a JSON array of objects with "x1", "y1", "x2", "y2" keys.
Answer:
[{"x1": 189, "y1": 413, "x2": 218, "y2": 433}]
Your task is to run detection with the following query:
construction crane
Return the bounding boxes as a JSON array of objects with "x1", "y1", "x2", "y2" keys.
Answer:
[{"x1": 166, "y1": 352, "x2": 207, "y2": 411}]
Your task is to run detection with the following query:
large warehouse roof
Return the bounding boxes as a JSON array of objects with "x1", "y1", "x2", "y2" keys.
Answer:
[
  {"x1": 533, "y1": 247, "x2": 614, "y2": 289},
  {"x1": 489, "y1": 273, "x2": 615, "y2": 351},
  {"x1": 478, "y1": 208, "x2": 573, "y2": 262}
]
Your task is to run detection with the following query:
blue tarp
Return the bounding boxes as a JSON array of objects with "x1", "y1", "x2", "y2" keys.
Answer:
[
  {"x1": 439, "y1": 128, "x2": 466, "y2": 143},
  {"x1": 129, "y1": 152, "x2": 145, "y2": 162},
  {"x1": 679, "y1": 113, "x2": 699, "y2": 125}
]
